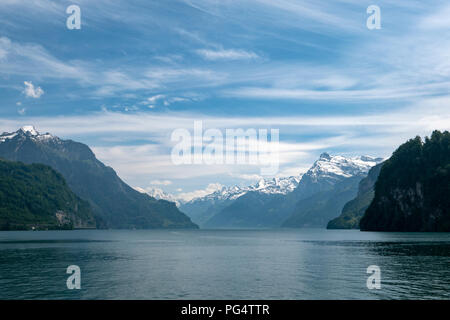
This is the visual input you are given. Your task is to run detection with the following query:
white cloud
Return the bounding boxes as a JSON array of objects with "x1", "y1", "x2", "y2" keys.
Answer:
[
  {"x1": 145, "y1": 67, "x2": 226, "y2": 85},
  {"x1": 0, "y1": 96, "x2": 447, "y2": 192},
  {"x1": 140, "y1": 94, "x2": 166, "y2": 108},
  {"x1": 0, "y1": 98, "x2": 447, "y2": 139},
  {"x1": 231, "y1": 173, "x2": 263, "y2": 181},
  {"x1": 17, "y1": 108, "x2": 26, "y2": 115},
  {"x1": 23, "y1": 81, "x2": 44, "y2": 98},
  {"x1": 181, "y1": 0, "x2": 362, "y2": 34},
  {"x1": 140, "y1": 94, "x2": 191, "y2": 108},
  {"x1": 168, "y1": 97, "x2": 189, "y2": 103},
  {"x1": 254, "y1": 0, "x2": 352, "y2": 29},
  {"x1": 124, "y1": 105, "x2": 138, "y2": 112},
  {"x1": 196, "y1": 49, "x2": 259, "y2": 61},
  {"x1": 224, "y1": 82, "x2": 450, "y2": 101},
  {"x1": 0, "y1": 37, "x2": 87, "y2": 81},
  {"x1": 419, "y1": 5, "x2": 450, "y2": 29},
  {"x1": 312, "y1": 75, "x2": 357, "y2": 90},
  {"x1": 146, "y1": 94, "x2": 165, "y2": 103},
  {"x1": 0, "y1": 47, "x2": 7, "y2": 60},
  {"x1": 0, "y1": 37, "x2": 226, "y2": 97},
  {"x1": 0, "y1": 0, "x2": 64, "y2": 16},
  {"x1": 177, "y1": 183, "x2": 223, "y2": 202},
  {"x1": 150, "y1": 179, "x2": 172, "y2": 186}
]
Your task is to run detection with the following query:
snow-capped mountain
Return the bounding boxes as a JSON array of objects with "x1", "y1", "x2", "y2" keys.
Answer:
[
  {"x1": 180, "y1": 152, "x2": 383, "y2": 228},
  {"x1": 136, "y1": 187, "x2": 181, "y2": 206},
  {"x1": 252, "y1": 176, "x2": 302, "y2": 195},
  {"x1": 184, "y1": 152, "x2": 380, "y2": 206},
  {"x1": 0, "y1": 126, "x2": 56, "y2": 143},
  {"x1": 185, "y1": 174, "x2": 302, "y2": 205},
  {"x1": 291, "y1": 152, "x2": 383, "y2": 204},
  {"x1": 305, "y1": 153, "x2": 382, "y2": 182},
  {"x1": 179, "y1": 175, "x2": 302, "y2": 226},
  {"x1": 281, "y1": 153, "x2": 384, "y2": 228}
]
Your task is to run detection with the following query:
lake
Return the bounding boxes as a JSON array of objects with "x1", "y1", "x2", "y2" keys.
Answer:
[{"x1": 0, "y1": 229, "x2": 449, "y2": 299}]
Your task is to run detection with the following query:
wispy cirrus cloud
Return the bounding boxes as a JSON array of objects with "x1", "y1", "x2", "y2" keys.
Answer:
[
  {"x1": 224, "y1": 83, "x2": 450, "y2": 101},
  {"x1": 196, "y1": 49, "x2": 259, "y2": 61},
  {"x1": 181, "y1": 0, "x2": 360, "y2": 33},
  {"x1": 0, "y1": 37, "x2": 227, "y2": 98},
  {"x1": 1, "y1": 0, "x2": 449, "y2": 194},
  {"x1": 150, "y1": 180, "x2": 172, "y2": 186},
  {"x1": 0, "y1": 37, "x2": 87, "y2": 80},
  {"x1": 0, "y1": 94, "x2": 448, "y2": 192},
  {"x1": 419, "y1": 4, "x2": 450, "y2": 29}
]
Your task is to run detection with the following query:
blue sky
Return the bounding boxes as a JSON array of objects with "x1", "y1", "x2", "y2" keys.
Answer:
[{"x1": 0, "y1": 0, "x2": 449, "y2": 200}]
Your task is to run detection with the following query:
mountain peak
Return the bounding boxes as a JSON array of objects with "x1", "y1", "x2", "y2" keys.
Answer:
[
  {"x1": 319, "y1": 152, "x2": 331, "y2": 160},
  {"x1": 136, "y1": 187, "x2": 181, "y2": 206},
  {"x1": 19, "y1": 125, "x2": 39, "y2": 136},
  {"x1": 0, "y1": 127, "x2": 56, "y2": 143},
  {"x1": 307, "y1": 153, "x2": 382, "y2": 181}
]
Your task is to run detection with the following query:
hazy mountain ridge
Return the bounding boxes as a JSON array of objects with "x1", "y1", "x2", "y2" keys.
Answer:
[
  {"x1": 0, "y1": 127, "x2": 198, "y2": 229},
  {"x1": 137, "y1": 187, "x2": 181, "y2": 206},
  {"x1": 327, "y1": 162, "x2": 383, "y2": 229}
]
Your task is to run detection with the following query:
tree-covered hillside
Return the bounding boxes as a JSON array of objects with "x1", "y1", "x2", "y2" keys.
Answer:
[
  {"x1": 0, "y1": 159, "x2": 96, "y2": 230},
  {"x1": 360, "y1": 130, "x2": 450, "y2": 232}
]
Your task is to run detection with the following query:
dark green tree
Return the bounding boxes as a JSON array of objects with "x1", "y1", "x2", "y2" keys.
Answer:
[{"x1": 360, "y1": 131, "x2": 450, "y2": 232}]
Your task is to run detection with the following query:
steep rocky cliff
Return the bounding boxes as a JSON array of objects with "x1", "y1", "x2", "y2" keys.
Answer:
[{"x1": 360, "y1": 130, "x2": 450, "y2": 232}]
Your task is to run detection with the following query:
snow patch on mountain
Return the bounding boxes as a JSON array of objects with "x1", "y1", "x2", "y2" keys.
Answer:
[
  {"x1": 306, "y1": 153, "x2": 383, "y2": 182},
  {"x1": 135, "y1": 187, "x2": 181, "y2": 206},
  {"x1": 184, "y1": 174, "x2": 302, "y2": 205},
  {"x1": 0, "y1": 132, "x2": 17, "y2": 142},
  {"x1": 0, "y1": 126, "x2": 57, "y2": 143},
  {"x1": 183, "y1": 153, "x2": 382, "y2": 205},
  {"x1": 20, "y1": 126, "x2": 39, "y2": 136}
]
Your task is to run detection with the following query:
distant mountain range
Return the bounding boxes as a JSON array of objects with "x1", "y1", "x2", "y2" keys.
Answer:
[
  {"x1": 179, "y1": 153, "x2": 383, "y2": 228},
  {"x1": 179, "y1": 175, "x2": 301, "y2": 227},
  {"x1": 281, "y1": 153, "x2": 383, "y2": 228},
  {"x1": 0, "y1": 127, "x2": 197, "y2": 229},
  {"x1": 2, "y1": 126, "x2": 446, "y2": 232}
]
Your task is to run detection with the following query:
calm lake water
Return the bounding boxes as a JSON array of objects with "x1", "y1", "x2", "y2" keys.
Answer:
[{"x1": 0, "y1": 229, "x2": 449, "y2": 300}]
